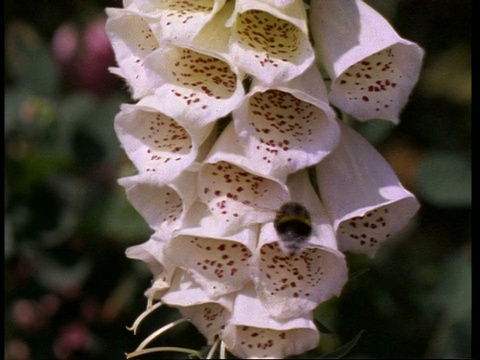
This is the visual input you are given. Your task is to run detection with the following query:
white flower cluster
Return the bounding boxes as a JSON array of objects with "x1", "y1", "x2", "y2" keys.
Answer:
[{"x1": 106, "y1": 0, "x2": 423, "y2": 358}]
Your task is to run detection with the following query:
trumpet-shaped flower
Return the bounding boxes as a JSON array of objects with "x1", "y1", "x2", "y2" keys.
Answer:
[
  {"x1": 163, "y1": 205, "x2": 257, "y2": 298},
  {"x1": 143, "y1": 44, "x2": 245, "y2": 127},
  {"x1": 230, "y1": 65, "x2": 339, "y2": 182},
  {"x1": 126, "y1": 237, "x2": 175, "y2": 300},
  {"x1": 118, "y1": 171, "x2": 197, "y2": 234},
  {"x1": 198, "y1": 159, "x2": 288, "y2": 234},
  {"x1": 309, "y1": 0, "x2": 424, "y2": 123},
  {"x1": 105, "y1": 7, "x2": 159, "y2": 99},
  {"x1": 226, "y1": 0, "x2": 314, "y2": 85},
  {"x1": 316, "y1": 122, "x2": 420, "y2": 257},
  {"x1": 250, "y1": 171, "x2": 348, "y2": 320},
  {"x1": 221, "y1": 284, "x2": 320, "y2": 359},
  {"x1": 201, "y1": 66, "x2": 340, "y2": 184},
  {"x1": 161, "y1": 270, "x2": 233, "y2": 344},
  {"x1": 114, "y1": 96, "x2": 215, "y2": 180},
  {"x1": 131, "y1": 0, "x2": 227, "y2": 46}
]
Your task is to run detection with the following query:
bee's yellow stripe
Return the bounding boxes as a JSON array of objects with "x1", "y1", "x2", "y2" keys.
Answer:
[{"x1": 276, "y1": 215, "x2": 312, "y2": 225}]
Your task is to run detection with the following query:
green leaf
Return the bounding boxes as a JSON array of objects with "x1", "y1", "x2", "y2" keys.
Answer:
[
  {"x1": 318, "y1": 331, "x2": 365, "y2": 359},
  {"x1": 101, "y1": 188, "x2": 152, "y2": 243},
  {"x1": 349, "y1": 267, "x2": 371, "y2": 281},
  {"x1": 293, "y1": 331, "x2": 366, "y2": 359},
  {"x1": 57, "y1": 93, "x2": 124, "y2": 163},
  {"x1": 56, "y1": 93, "x2": 97, "y2": 155},
  {"x1": 417, "y1": 152, "x2": 471, "y2": 207},
  {"x1": 354, "y1": 119, "x2": 396, "y2": 145},
  {"x1": 427, "y1": 252, "x2": 471, "y2": 322},
  {"x1": 6, "y1": 152, "x2": 69, "y2": 196},
  {"x1": 80, "y1": 95, "x2": 125, "y2": 161},
  {"x1": 6, "y1": 21, "x2": 59, "y2": 96},
  {"x1": 5, "y1": 87, "x2": 32, "y2": 135},
  {"x1": 313, "y1": 297, "x2": 339, "y2": 334},
  {"x1": 314, "y1": 319, "x2": 333, "y2": 334}
]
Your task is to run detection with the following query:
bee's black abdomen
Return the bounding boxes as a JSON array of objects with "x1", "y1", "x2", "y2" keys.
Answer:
[
  {"x1": 273, "y1": 202, "x2": 313, "y2": 255},
  {"x1": 274, "y1": 220, "x2": 312, "y2": 237}
]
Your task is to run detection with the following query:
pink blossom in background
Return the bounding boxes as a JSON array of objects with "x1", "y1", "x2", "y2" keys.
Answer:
[{"x1": 52, "y1": 17, "x2": 120, "y2": 97}]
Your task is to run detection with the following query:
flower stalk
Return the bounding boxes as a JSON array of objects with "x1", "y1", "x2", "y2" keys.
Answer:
[{"x1": 106, "y1": 0, "x2": 423, "y2": 358}]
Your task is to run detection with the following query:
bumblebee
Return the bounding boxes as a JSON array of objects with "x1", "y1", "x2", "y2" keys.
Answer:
[{"x1": 273, "y1": 202, "x2": 312, "y2": 255}]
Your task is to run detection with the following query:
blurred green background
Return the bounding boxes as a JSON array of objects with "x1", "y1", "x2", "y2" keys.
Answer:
[{"x1": 5, "y1": 1, "x2": 471, "y2": 359}]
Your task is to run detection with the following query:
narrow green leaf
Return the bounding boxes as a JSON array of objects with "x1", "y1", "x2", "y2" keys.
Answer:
[
  {"x1": 318, "y1": 330, "x2": 365, "y2": 359},
  {"x1": 314, "y1": 319, "x2": 333, "y2": 334},
  {"x1": 349, "y1": 267, "x2": 371, "y2": 281}
]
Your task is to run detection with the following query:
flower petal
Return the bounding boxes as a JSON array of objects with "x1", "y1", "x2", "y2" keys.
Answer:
[
  {"x1": 310, "y1": 0, "x2": 424, "y2": 123},
  {"x1": 134, "y1": 0, "x2": 227, "y2": 46},
  {"x1": 221, "y1": 283, "x2": 320, "y2": 359},
  {"x1": 161, "y1": 270, "x2": 233, "y2": 344},
  {"x1": 252, "y1": 227, "x2": 347, "y2": 320},
  {"x1": 126, "y1": 237, "x2": 175, "y2": 299},
  {"x1": 315, "y1": 122, "x2": 420, "y2": 257},
  {"x1": 105, "y1": 7, "x2": 159, "y2": 99},
  {"x1": 198, "y1": 159, "x2": 289, "y2": 233},
  {"x1": 118, "y1": 171, "x2": 197, "y2": 234},
  {"x1": 114, "y1": 97, "x2": 214, "y2": 179},
  {"x1": 250, "y1": 171, "x2": 348, "y2": 320},
  {"x1": 163, "y1": 219, "x2": 256, "y2": 298},
  {"x1": 260, "y1": 0, "x2": 297, "y2": 7},
  {"x1": 126, "y1": 238, "x2": 165, "y2": 277},
  {"x1": 226, "y1": 0, "x2": 314, "y2": 85},
  {"x1": 230, "y1": 66, "x2": 339, "y2": 181},
  {"x1": 144, "y1": 44, "x2": 245, "y2": 127}
]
